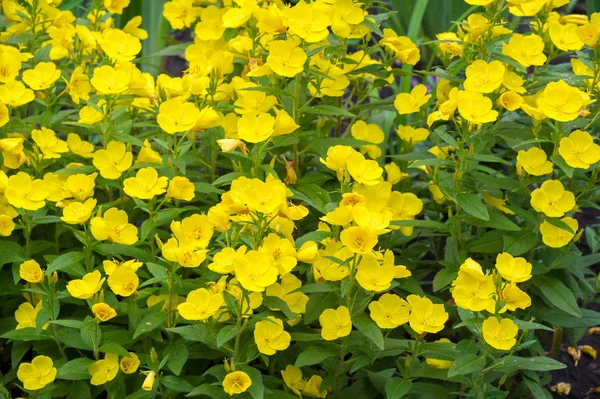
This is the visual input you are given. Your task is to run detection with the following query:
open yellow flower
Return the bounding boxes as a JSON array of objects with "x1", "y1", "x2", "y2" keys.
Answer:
[
  {"x1": 266, "y1": 38, "x2": 307, "y2": 77},
  {"x1": 540, "y1": 216, "x2": 578, "y2": 248},
  {"x1": 66, "y1": 270, "x2": 105, "y2": 299},
  {"x1": 157, "y1": 98, "x2": 202, "y2": 134},
  {"x1": 516, "y1": 147, "x2": 553, "y2": 176},
  {"x1": 15, "y1": 301, "x2": 45, "y2": 330},
  {"x1": 237, "y1": 112, "x2": 275, "y2": 143},
  {"x1": 457, "y1": 90, "x2": 498, "y2": 124},
  {"x1": 89, "y1": 353, "x2": 119, "y2": 386},
  {"x1": 319, "y1": 306, "x2": 352, "y2": 341},
  {"x1": 235, "y1": 250, "x2": 279, "y2": 292},
  {"x1": 340, "y1": 226, "x2": 378, "y2": 254},
  {"x1": 223, "y1": 371, "x2": 252, "y2": 395},
  {"x1": 254, "y1": 316, "x2": 291, "y2": 355},
  {"x1": 92, "y1": 141, "x2": 133, "y2": 179},
  {"x1": 530, "y1": 180, "x2": 575, "y2": 218},
  {"x1": 61, "y1": 198, "x2": 97, "y2": 225},
  {"x1": 499, "y1": 283, "x2": 531, "y2": 312},
  {"x1": 356, "y1": 256, "x2": 395, "y2": 292},
  {"x1": 482, "y1": 317, "x2": 518, "y2": 350},
  {"x1": 166, "y1": 176, "x2": 195, "y2": 201},
  {"x1": 120, "y1": 352, "x2": 140, "y2": 374},
  {"x1": 19, "y1": 260, "x2": 44, "y2": 283},
  {"x1": 107, "y1": 267, "x2": 139, "y2": 297},
  {"x1": 17, "y1": 356, "x2": 57, "y2": 391},
  {"x1": 536, "y1": 80, "x2": 583, "y2": 122},
  {"x1": 495, "y1": 252, "x2": 532, "y2": 283},
  {"x1": 123, "y1": 167, "x2": 168, "y2": 200},
  {"x1": 22, "y1": 62, "x2": 61, "y2": 90},
  {"x1": 407, "y1": 294, "x2": 448, "y2": 334},
  {"x1": 91, "y1": 65, "x2": 130, "y2": 95},
  {"x1": 464, "y1": 60, "x2": 505, "y2": 93},
  {"x1": 368, "y1": 293, "x2": 410, "y2": 329},
  {"x1": 265, "y1": 274, "x2": 309, "y2": 314},
  {"x1": 177, "y1": 288, "x2": 223, "y2": 320},
  {"x1": 281, "y1": 365, "x2": 306, "y2": 397},
  {"x1": 5, "y1": 172, "x2": 48, "y2": 210},
  {"x1": 559, "y1": 130, "x2": 600, "y2": 169},
  {"x1": 90, "y1": 207, "x2": 138, "y2": 245},
  {"x1": 380, "y1": 28, "x2": 420, "y2": 64},
  {"x1": 451, "y1": 258, "x2": 497, "y2": 313},
  {"x1": 394, "y1": 84, "x2": 431, "y2": 114},
  {"x1": 100, "y1": 29, "x2": 141, "y2": 62},
  {"x1": 92, "y1": 302, "x2": 117, "y2": 321}
]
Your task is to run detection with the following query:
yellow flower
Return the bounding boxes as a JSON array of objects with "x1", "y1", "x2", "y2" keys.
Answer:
[
  {"x1": 17, "y1": 356, "x2": 57, "y2": 391},
  {"x1": 235, "y1": 250, "x2": 279, "y2": 292},
  {"x1": 407, "y1": 294, "x2": 449, "y2": 334},
  {"x1": 482, "y1": 317, "x2": 518, "y2": 350},
  {"x1": 102, "y1": 259, "x2": 143, "y2": 275},
  {"x1": 0, "y1": 215, "x2": 15, "y2": 236},
  {"x1": 22, "y1": 62, "x2": 61, "y2": 90},
  {"x1": 163, "y1": 0, "x2": 197, "y2": 29},
  {"x1": 259, "y1": 233, "x2": 297, "y2": 275},
  {"x1": 286, "y1": 1, "x2": 330, "y2": 43},
  {"x1": 208, "y1": 247, "x2": 244, "y2": 274},
  {"x1": 136, "y1": 139, "x2": 162, "y2": 164},
  {"x1": 559, "y1": 130, "x2": 600, "y2": 169},
  {"x1": 15, "y1": 301, "x2": 44, "y2": 330},
  {"x1": 5, "y1": 172, "x2": 48, "y2": 210},
  {"x1": 482, "y1": 193, "x2": 515, "y2": 215},
  {"x1": 540, "y1": 216, "x2": 578, "y2": 248},
  {"x1": 577, "y1": 23, "x2": 599, "y2": 47},
  {"x1": 67, "y1": 133, "x2": 94, "y2": 158},
  {"x1": 108, "y1": 267, "x2": 139, "y2": 297},
  {"x1": 0, "y1": 51, "x2": 21, "y2": 83},
  {"x1": 254, "y1": 316, "x2": 291, "y2": 355},
  {"x1": 356, "y1": 256, "x2": 395, "y2": 292},
  {"x1": 120, "y1": 352, "x2": 140, "y2": 374},
  {"x1": 436, "y1": 32, "x2": 463, "y2": 58},
  {"x1": 351, "y1": 121, "x2": 385, "y2": 159},
  {"x1": 320, "y1": 145, "x2": 356, "y2": 181},
  {"x1": 31, "y1": 127, "x2": 68, "y2": 159},
  {"x1": 495, "y1": 252, "x2": 532, "y2": 283},
  {"x1": 425, "y1": 338, "x2": 454, "y2": 369},
  {"x1": 142, "y1": 370, "x2": 156, "y2": 391},
  {"x1": 265, "y1": 274, "x2": 309, "y2": 314},
  {"x1": 549, "y1": 21, "x2": 584, "y2": 51},
  {"x1": 451, "y1": 258, "x2": 497, "y2": 313},
  {"x1": 530, "y1": 180, "x2": 575, "y2": 217},
  {"x1": 166, "y1": 176, "x2": 195, "y2": 201},
  {"x1": 303, "y1": 375, "x2": 327, "y2": 398},
  {"x1": 104, "y1": 0, "x2": 130, "y2": 14},
  {"x1": 368, "y1": 293, "x2": 410, "y2": 329},
  {"x1": 273, "y1": 109, "x2": 299, "y2": 136},
  {"x1": 223, "y1": 371, "x2": 252, "y2": 395},
  {"x1": 352, "y1": 205, "x2": 392, "y2": 232},
  {"x1": 330, "y1": 0, "x2": 364, "y2": 38},
  {"x1": 380, "y1": 28, "x2": 420, "y2": 65},
  {"x1": 387, "y1": 192, "x2": 424, "y2": 235},
  {"x1": 19, "y1": 260, "x2": 44, "y2": 284},
  {"x1": 79, "y1": 104, "x2": 104, "y2": 125},
  {"x1": 91, "y1": 65, "x2": 130, "y2": 95},
  {"x1": 498, "y1": 91, "x2": 524, "y2": 111},
  {"x1": 237, "y1": 113, "x2": 275, "y2": 143},
  {"x1": 90, "y1": 207, "x2": 138, "y2": 245},
  {"x1": 319, "y1": 306, "x2": 352, "y2": 341},
  {"x1": 347, "y1": 151, "x2": 383, "y2": 185},
  {"x1": 384, "y1": 163, "x2": 408, "y2": 185},
  {"x1": 340, "y1": 226, "x2": 378, "y2": 254},
  {"x1": 65, "y1": 173, "x2": 97, "y2": 202},
  {"x1": 66, "y1": 270, "x2": 105, "y2": 299},
  {"x1": 0, "y1": 80, "x2": 35, "y2": 107},
  {"x1": 93, "y1": 141, "x2": 133, "y2": 179},
  {"x1": 465, "y1": 0, "x2": 494, "y2": 4},
  {"x1": 157, "y1": 98, "x2": 202, "y2": 134},
  {"x1": 516, "y1": 147, "x2": 553, "y2": 176},
  {"x1": 502, "y1": 33, "x2": 547, "y2": 67},
  {"x1": 396, "y1": 125, "x2": 429, "y2": 145},
  {"x1": 499, "y1": 283, "x2": 531, "y2": 312},
  {"x1": 61, "y1": 198, "x2": 97, "y2": 224},
  {"x1": 123, "y1": 167, "x2": 168, "y2": 200},
  {"x1": 394, "y1": 84, "x2": 431, "y2": 114},
  {"x1": 92, "y1": 302, "x2": 117, "y2": 321},
  {"x1": 536, "y1": 80, "x2": 583, "y2": 122},
  {"x1": 177, "y1": 288, "x2": 223, "y2": 320},
  {"x1": 100, "y1": 29, "x2": 141, "y2": 62},
  {"x1": 281, "y1": 365, "x2": 306, "y2": 397},
  {"x1": 457, "y1": 90, "x2": 498, "y2": 124},
  {"x1": 266, "y1": 39, "x2": 307, "y2": 77},
  {"x1": 89, "y1": 353, "x2": 119, "y2": 386},
  {"x1": 464, "y1": 60, "x2": 505, "y2": 93}
]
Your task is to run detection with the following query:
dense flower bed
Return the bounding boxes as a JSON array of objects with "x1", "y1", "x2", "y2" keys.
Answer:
[{"x1": 1, "y1": 0, "x2": 600, "y2": 397}]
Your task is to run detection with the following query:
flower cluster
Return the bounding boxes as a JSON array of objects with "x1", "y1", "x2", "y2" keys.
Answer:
[{"x1": 1, "y1": 0, "x2": 600, "y2": 397}]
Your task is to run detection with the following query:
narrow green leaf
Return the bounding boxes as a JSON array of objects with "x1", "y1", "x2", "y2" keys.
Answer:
[
  {"x1": 532, "y1": 276, "x2": 582, "y2": 317},
  {"x1": 447, "y1": 354, "x2": 486, "y2": 378}
]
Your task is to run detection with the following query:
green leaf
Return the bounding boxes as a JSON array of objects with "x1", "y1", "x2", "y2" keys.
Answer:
[
  {"x1": 195, "y1": 182, "x2": 224, "y2": 194},
  {"x1": 463, "y1": 211, "x2": 520, "y2": 232},
  {"x1": 57, "y1": 358, "x2": 94, "y2": 380},
  {"x1": 45, "y1": 251, "x2": 85, "y2": 276},
  {"x1": 447, "y1": 354, "x2": 486, "y2": 378},
  {"x1": 161, "y1": 375, "x2": 194, "y2": 393},
  {"x1": 164, "y1": 342, "x2": 188, "y2": 376},
  {"x1": 216, "y1": 325, "x2": 240, "y2": 348},
  {"x1": 532, "y1": 307, "x2": 600, "y2": 328},
  {"x1": 295, "y1": 283, "x2": 338, "y2": 294},
  {"x1": 385, "y1": 378, "x2": 412, "y2": 399},
  {"x1": 353, "y1": 315, "x2": 385, "y2": 350},
  {"x1": 304, "y1": 105, "x2": 355, "y2": 118},
  {"x1": 1, "y1": 328, "x2": 52, "y2": 341},
  {"x1": 432, "y1": 269, "x2": 457, "y2": 292},
  {"x1": 262, "y1": 296, "x2": 298, "y2": 320},
  {"x1": 390, "y1": 219, "x2": 449, "y2": 232},
  {"x1": 466, "y1": 230, "x2": 505, "y2": 253},
  {"x1": 133, "y1": 311, "x2": 168, "y2": 339},
  {"x1": 493, "y1": 356, "x2": 566, "y2": 372},
  {"x1": 455, "y1": 194, "x2": 489, "y2": 221},
  {"x1": 304, "y1": 292, "x2": 339, "y2": 324},
  {"x1": 0, "y1": 241, "x2": 26, "y2": 264},
  {"x1": 95, "y1": 244, "x2": 152, "y2": 263},
  {"x1": 99, "y1": 343, "x2": 131, "y2": 357},
  {"x1": 50, "y1": 320, "x2": 84, "y2": 329},
  {"x1": 295, "y1": 231, "x2": 332, "y2": 248},
  {"x1": 243, "y1": 366, "x2": 265, "y2": 399},
  {"x1": 295, "y1": 346, "x2": 338, "y2": 367},
  {"x1": 186, "y1": 384, "x2": 228, "y2": 398},
  {"x1": 503, "y1": 232, "x2": 537, "y2": 256},
  {"x1": 513, "y1": 320, "x2": 553, "y2": 332},
  {"x1": 532, "y1": 276, "x2": 582, "y2": 317}
]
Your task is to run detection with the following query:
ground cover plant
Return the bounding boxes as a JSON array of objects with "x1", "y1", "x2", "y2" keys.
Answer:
[{"x1": 1, "y1": 0, "x2": 600, "y2": 397}]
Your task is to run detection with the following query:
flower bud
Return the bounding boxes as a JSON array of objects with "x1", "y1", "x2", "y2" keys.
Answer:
[
  {"x1": 297, "y1": 241, "x2": 318, "y2": 263},
  {"x1": 142, "y1": 371, "x2": 155, "y2": 391}
]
